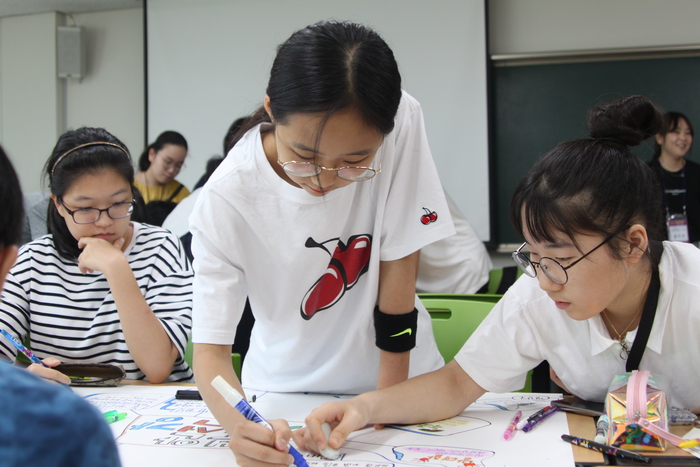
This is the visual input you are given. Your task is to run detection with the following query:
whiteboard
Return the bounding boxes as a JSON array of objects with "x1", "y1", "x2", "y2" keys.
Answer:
[{"x1": 147, "y1": 0, "x2": 490, "y2": 241}]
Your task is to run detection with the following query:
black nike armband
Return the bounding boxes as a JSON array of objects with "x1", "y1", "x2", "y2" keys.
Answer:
[{"x1": 374, "y1": 306, "x2": 418, "y2": 353}]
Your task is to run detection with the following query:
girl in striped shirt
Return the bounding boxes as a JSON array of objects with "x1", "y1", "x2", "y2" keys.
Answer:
[{"x1": 0, "y1": 127, "x2": 193, "y2": 383}]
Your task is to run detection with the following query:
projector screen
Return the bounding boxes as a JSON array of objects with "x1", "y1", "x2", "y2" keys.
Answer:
[{"x1": 147, "y1": 0, "x2": 491, "y2": 241}]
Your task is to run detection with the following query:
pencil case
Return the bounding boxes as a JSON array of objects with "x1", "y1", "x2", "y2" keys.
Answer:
[
  {"x1": 604, "y1": 370, "x2": 669, "y2": 451},
  {"x1": 54, "y1": 363, "x2": 126, "y2": 387}
]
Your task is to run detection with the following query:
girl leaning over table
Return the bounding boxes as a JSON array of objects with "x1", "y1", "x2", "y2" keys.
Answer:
[
  {"x1": 0, "y1": 127, "x2": 193, "y2": 384},
  {"x1": 190, "y1": 20, "x2": 454, "y2": 463},
  {"x1": 240, "y1": 96, "x2": 700, "y2": 466}
]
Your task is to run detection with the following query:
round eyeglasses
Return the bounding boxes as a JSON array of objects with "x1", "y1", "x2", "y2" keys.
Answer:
[
  {"x1": 277, "y1": 159, "x2": 381, "y2": 182},
  {"x1": 511, "y1": 227, "x2": 630, "y2": 285},
  {"x1": 60, "y1": 199, "x2": 135, "y2": 224}
]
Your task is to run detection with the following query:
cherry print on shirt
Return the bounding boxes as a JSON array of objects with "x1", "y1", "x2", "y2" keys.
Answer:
[
  {"x1": 420, "y1": 207, "x2": 438, "y2": 225},
  {"x1": 300, "y1": 234, "x2": 373, "y2": 320}
]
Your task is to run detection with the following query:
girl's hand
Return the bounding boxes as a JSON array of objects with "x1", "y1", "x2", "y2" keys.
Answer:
[
  {"x1": 228, "y1": 418, "x2": 295, "y2": 467},
  {"x1": 26, "y1": 356, "x2": 71, "y2": 385},
  {"x1": 77, "y1": 237, "x2": 126, "y2": 274},
  {"x1": 295, "y1": 400, "x2": 370, "y2": 455}
]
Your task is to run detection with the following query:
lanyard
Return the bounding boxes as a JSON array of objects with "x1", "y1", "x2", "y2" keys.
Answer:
[{"x1": 626, "y1": 266, "x2": 660, "y2": 372}]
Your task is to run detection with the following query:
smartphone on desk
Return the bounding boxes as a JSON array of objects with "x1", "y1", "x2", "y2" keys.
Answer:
[{"x1": 552, "y1": 395, "x2": 605, "y2": 417}]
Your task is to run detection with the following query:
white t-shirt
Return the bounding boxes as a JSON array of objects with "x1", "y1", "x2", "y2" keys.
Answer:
[
  {"x1": 455, "y1": 241, "x2": 700, "y2": 412},
  {"x1": 191, "y1": 92, "x2": 453, "y2": 393},
  {"x1": 416, "y1": 189, "x2": 492, "y2": 294}
]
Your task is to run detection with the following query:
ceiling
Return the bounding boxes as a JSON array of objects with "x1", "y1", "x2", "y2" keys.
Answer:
[{"x1": 0, "y1": 0, "x2": 142, "y2": 18}]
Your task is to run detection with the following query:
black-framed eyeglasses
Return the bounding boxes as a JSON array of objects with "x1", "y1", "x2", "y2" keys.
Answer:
[
  {"x1": 512, "y1": 226, "x2": 630, "y2": 285},
  {"x1": 277, "y1": 159, "x2": 381, "y2": 182},
  {"x1": 60, "y1": 199, "x2": 135, "y2": 224}
]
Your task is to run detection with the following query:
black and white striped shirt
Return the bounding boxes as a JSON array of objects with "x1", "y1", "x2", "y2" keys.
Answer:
[{"x1": 0, "y1": 222, "x2": 193, "y2": 382}]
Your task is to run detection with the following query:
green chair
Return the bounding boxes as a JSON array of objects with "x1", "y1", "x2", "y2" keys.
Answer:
[
  {"x1": 419, "y1": 294, "x2": 532, "y2": 392},
  {"x1": 486, "y1": 266, "x2": 524, "y2": 295},
  {"x1": 418, "y1": 292, "x2": 502, "y2": 304},
  {"x1": 184, "y1": 339, "x2": 242, "y2": 380}
]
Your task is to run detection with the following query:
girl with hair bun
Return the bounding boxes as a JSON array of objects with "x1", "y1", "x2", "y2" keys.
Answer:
[
  {"x1": 0, "y1": 127, "x2": 193, "y2": 384},
  {"x1": 285, "y1": 96, "x2": 700, "y2": 461}
]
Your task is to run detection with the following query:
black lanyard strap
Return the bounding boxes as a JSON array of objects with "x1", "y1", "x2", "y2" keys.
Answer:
[{"x1": 626, "y1": 265, "x2": 661, "y2": 372}]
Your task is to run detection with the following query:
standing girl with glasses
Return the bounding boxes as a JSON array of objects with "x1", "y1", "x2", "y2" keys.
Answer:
[
  {"x1": 283, "y1": 95, "x2": 700, "y2": 462},
  {"x1": 190, "y1": 20, "x2": 454, "y2": 457},
  {"x1": 0, "y1": 127, "x2": 194, "y2": 384}
]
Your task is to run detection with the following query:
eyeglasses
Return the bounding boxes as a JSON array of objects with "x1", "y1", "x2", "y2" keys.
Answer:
[
  {"x1": 60, "y1": 199, "x2": 135, "y2": 224},
  {"x1": 277, "y1": 159, "x2": 381, "y2": 182},
  {"x1": 512, "y1": 227, "x2": 630, "y2": 285}
]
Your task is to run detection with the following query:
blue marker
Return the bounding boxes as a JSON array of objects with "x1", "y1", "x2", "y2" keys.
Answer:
[
  {"x1": 0, "y1": 329, "x2": 47, "y2": 367},
  {"x1": 212, "y1": 376, "x2": 310, "y2": 467}
]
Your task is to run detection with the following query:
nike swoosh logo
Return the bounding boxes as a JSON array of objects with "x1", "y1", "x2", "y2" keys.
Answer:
[{"x1": 390, "y1": 328, "x2": 412, "y2": 338}]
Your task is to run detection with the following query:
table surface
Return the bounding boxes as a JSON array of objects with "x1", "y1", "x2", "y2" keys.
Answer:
[{"x1": 100, "y1": 382, "x2": 697, "y2": 466}]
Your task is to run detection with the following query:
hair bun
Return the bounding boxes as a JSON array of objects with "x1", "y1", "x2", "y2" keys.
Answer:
[{"x1": 587, "y1": 95, "x2": 666, "y2": 147}]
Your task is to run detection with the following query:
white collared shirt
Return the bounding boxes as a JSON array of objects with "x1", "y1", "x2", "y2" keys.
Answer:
[{"x1": 456, "y1": 241, "x2": 700, "y2": 412}]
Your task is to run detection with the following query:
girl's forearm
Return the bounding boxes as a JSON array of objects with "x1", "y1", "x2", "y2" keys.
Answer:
[{"x1": 105, "y1": 259, "x2": 178, "y2": 382}]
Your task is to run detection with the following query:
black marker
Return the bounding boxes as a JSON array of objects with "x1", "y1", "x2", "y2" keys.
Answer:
[{"x1": 561, "y1": 434, "x2": 651, "y2": 464}]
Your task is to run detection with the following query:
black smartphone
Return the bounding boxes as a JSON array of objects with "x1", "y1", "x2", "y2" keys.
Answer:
[{"x1": 552, "y1": 395, "x2": 604, "y2": 417}]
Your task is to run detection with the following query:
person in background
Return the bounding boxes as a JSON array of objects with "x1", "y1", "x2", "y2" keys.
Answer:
[
  {"x1": 0, "y1": 127, "x2": 193, "y2": 384},
  {"x1": 134, "y1": 130, "x2": 190, "y2": 226},
  {"x1": 416, "y1": 188, "x2": 492, "y2": 294},
  {"x1": 0, "y1": 144, "x2": 121, "y2": 467},
  {"x1": 648, "y1": 112, "x2": 699, "y2": 244},
  {"x1": 249, "y1": 96, "x2": 700, "y2": 465}
]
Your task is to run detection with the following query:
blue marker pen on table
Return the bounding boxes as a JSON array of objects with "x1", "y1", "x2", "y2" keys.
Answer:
[
  {"x1": 0, "y1": 329, "x2": 47, "y2": 367},
  {"x1": 212, "y1": 376, "x2": 310, "y2": 467}
]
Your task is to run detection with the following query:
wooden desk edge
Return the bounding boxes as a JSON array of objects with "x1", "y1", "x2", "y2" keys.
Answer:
[{"x1": 568, "y1": 413, "x2": 606, "y2": 463}]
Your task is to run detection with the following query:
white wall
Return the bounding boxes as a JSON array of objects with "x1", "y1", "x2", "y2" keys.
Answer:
[
  {"x1": 146, "y1": 0, "x2": 491, "y2": 240},
  {"x1": 489, "y1": 0, "x2": 700, "y2": 55},
  {"x1": 0, "y1": 8, "x2": 142, "y2": 195},
  {"x1": 0, "y1": 12, "x2": 63, "y2": 194},
  {"x1": 65, "y1": 8, "x2": 144, "y2": 164}
]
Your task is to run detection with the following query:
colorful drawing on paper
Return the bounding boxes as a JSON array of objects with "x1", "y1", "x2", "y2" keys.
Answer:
[{"x1": 78, "y1": 388, "x2": 574, "y2": 466}]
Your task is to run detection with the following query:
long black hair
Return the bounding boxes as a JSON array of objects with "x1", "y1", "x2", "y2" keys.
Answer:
[
  {"x1": 0, "y1": 145, "x2": 24, "y2": 249},
  {"x1": 511, "y1": 95, "x2": 667, "y2": 267},
  {"x1": 44, "y1": 127, "x2": 134, "y2": 260},
  {"x1": 138, "y1": 130, "x2": 188, "y2": 172},
  {"x1": 230, "y1": 21, "x2": 402, "y2": 149}
]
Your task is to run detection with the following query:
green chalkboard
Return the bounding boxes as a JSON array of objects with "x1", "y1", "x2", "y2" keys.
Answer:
[{"x1": 492, "y1": 55, "x2": 700, "y2": 245}]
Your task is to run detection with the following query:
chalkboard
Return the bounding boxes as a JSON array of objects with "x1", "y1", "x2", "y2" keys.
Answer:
[{"x1": 492, "y1": 55, "x2": 700, "y2": 245}]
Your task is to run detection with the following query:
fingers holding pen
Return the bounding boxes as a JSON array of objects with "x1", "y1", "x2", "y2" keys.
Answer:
[
  {"x1": 26, "y1": 357, "x2": 72, "y2": 385},
  {"x1": 229, "y1": 419, "x2": 295, "y2": 467}
]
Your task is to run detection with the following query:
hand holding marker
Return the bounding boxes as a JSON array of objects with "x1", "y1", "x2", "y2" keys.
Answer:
[
  {"x1": 0, "y1": 329, "x2": 47, "y2": 367},
  {"x1": 212, "y1": 376, "x2": 338, "y2": 465}
]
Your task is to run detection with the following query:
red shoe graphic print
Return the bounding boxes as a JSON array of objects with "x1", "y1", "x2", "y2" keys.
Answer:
[{"x1": 301, "y1": 234, "x2": 372, "y2": 320}]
